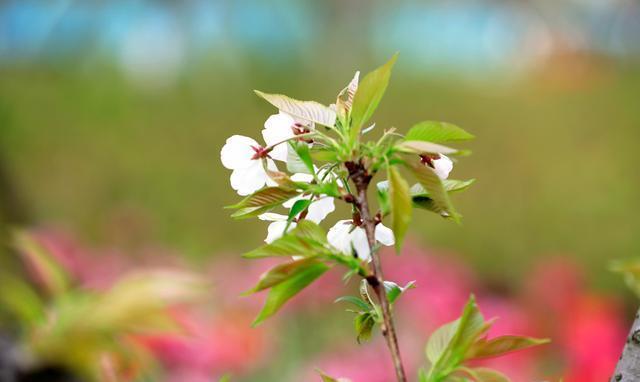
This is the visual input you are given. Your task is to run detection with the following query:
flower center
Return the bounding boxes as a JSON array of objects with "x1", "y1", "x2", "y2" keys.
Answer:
[
  {"x1": 292, "y1": 123, "x2": 314, "y2": 144},
  {"x1": 420, "y1": 153, "x2": 441, "y2": 169},
  {"x1": 251, "y1": 145, "x2": 271, "y2": 160}
]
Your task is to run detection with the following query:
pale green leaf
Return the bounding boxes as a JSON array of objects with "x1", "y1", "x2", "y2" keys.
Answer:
[
  {"x1": 354, "y1": 311, "x2": 376, "y2": 343},
  {"x1": 243, "y1": 220, "x2": 327, "y2": 258},
  {"x1": 227, "y1": 187, "x2": 299, "y2": 219},
  {"x1": 397, "y1": 140, "x2": 458, "y2": 155},
  {"x1": 252, "y1": 262, "x2": 329, "y2": 326},
  {"x1": 244, "y1": 257, "x2": 324, "y2": 294},
  {"x1": 335, "y1": 295, "x2": 372, "y2": 312},
  {"x1": 388, "y1": 166, "x2": 412, "y2": 252},
  {"x1": 255, "y1": 90, "x2": 336, "y2": 127},
  {"x1": 405, "y1": 121, "x2": 474, "y2": 143},
  {"x1": 426, "y1": 320, "x2": 459, "y2": 364},
  {"x1": 350, "y1": 54, "x2": 398, "y2": 137},
  {"x1": 465, "y1": 367, "x2": 510, "y2": 382}
]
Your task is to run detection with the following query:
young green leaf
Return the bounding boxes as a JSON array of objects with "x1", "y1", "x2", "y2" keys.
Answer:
[
  {"x1": 407, "y1": 161, "x2": 460, "y2": 222},
  {"x1": 466, "y1": 335, "x2": 550, "y2": 360},
  {"x1": 243, "y1": 220, "x2": 327, "y2": 258},
  {"x1": 244, "y1": 257, "x2": 324, "y2": 294},
  {"x1": 252, "y1": 261, "x2": 330, "y2": 326},
  {"x1": 287, "y1": 198, "x2": 312, "y2": 223},
  {"x1": 410, "y1": 179, "x2": 476, "y2": 197},
  {"x1": 405, "y1": 121, "x2": 474, "y2": 143},
  {"x1": 287, "y1": 144, "x2": 312, "y2": 174},
  {"x1": 254, "y1": 90, "x2": 336, "y2": 127},
  {"x1": 463, "y1": 367, "x2": 510, "y2": 382},
  {"x1": 350, "y1": 53, "x2": 398, "y2": 138},
  {"x1": 376, "y1": 181, "x2": 391, "y2": 216},
  {"x1": 384, "y1": 280, "x2": 416, "y2": 304},
  {"x1": 227, "y1": 187, "x2": 299, "y2": 219},
  {"x1": 388, "y1": 166, "x2": 412, "y2": 252}
]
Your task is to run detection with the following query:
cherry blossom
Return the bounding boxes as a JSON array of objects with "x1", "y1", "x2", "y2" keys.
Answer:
[
  {"x1": 258, "y1": 213, "x2": 296, "y2": 244},
  {"x1": 220, "y1": 135, "x2": 278, "y2": 196},
  {"x1": 327, "y1": 220, "x2": 395, "y2": 261},
  {"x1": 420, "y1": 154, "x2": 453, "y2": 180}
]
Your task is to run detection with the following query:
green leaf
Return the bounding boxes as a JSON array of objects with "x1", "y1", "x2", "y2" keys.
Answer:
[
  {"x1": 0, "y1": 272, "x2": 44, "y2": 325},
  {"x1": 388, "y1": 167, "x2": 412, "y2": 252},
  {"x1": 426, "y1": 296, "x2": 489, "y2": 379},
  {"x1": 244, "y1": 257, "x2": 324, "y2": 294},
  {"x1": 350, "y1": 53, "x2": 398, "y2": 137},
  {"x1": 317, "y1": 370, "x2": 350, "y2": 382},
  {"x1": 227, "y1": 187, "x2": 299, "y2": 219},
  {"x1": 254, "y1": 90, "x2": 336, "y2": 127},
  {"x1": 252, "y1": 261, "x2": 329, "y2": 326},
  {"x1": 310, "y1": 147, "x2": 338, "y2": 162},
  {"x1": 244, "y1": 220, "x2": 328, "y2": 259},
  {"x1": 466, "y1": 335, "x2": 550, "y2": 360},
  {"x1": 610, "y1": 259, "x2": 640, "y2": 298},
  {"x1": 218, "y1": 374, "x2": 232, "y2": 382},
  {"x1": 354, "y1": 311, "x2": 376, "y2": 343},
  {"x1": 335, "y1": 295, "x2": 372, "y2": 312},
  {"x1": 407, "y1": 161, "x2": 460, "y2": 222},
  {"x1": 397, "y1": 140, "x2": 458, "y2": 155},
  {"x1": 288, "y1": 198, "x2": 312, "y2": 222},
  {"x1": 405, "y1": 121, "x2": 474, "y2": 143},
  {"x1": 384, "y1": 280, "x2": 416, "y2": 304},
  {"x1": 287, "y1": 144, "x2": 311, "y2": 174}
]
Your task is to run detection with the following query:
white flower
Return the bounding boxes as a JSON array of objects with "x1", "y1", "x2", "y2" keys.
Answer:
[
  {"x1": 262, "y1": 112, "x2": 296, "y2": 162},
  {"x1": 258, "y1": 213, "x2": 296, "y2": 243},
  {"x1": 283, "y1": 195, "x2": 335, "y2": 224},
  {"x1": 432, "y1": 154, "x2": 453, "y2": 180},
  {"x1": 220, "y1": 135, "x2": 277, "y2": 196},
  {"x1": 327, "y1": 220, "x2": 395, "y2": 261}
]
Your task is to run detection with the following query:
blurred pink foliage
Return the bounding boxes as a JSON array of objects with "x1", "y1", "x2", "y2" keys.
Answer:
[{"x1": 25, "y1": 228, "x2": 628, "y2": 381}]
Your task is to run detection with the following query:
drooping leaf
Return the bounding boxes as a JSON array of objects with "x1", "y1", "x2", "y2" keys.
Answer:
[
  {"x1": 466, "y1": 335, "x2": 550, "y2": 360},
  {"x1": 252, "y1": 261, "x2": 330, "y2": 326},
  {"x1": 407, "y1": 161, "x2": 459, "y2": 222},
  {"x1": 376, "y1": 181, "x2": 391, "y2": 216},
  {"x1": 354, "y1": 311, "x2": 376, "y2": 343},
  {"x1": 335, "y1": 295, "x2": 372, "y2": 312},
  {"x1": 254, "y1": 90, "x2": 336, "y2": 127},
  {"x1": 397, "y1": 140, "x2": 458, "y2": 155},
  {"x1": 13, "y1": 230, "x2": 70, "y2": 296},
  {"x1": 405, "y1": 121, "x2": 474, "y2": 143},
  {"x1": 388, "y1": 167, "x2": 412, "y2": 252},
  {"x1": 350, "y1": 54, "x2": 398, "y2": 137},
  {"x1": 243, "y1": 220, "x2": 328, "y2": 259},
  {"x1": 244, "y1": 257, "x2": 325, "y2": 294}
]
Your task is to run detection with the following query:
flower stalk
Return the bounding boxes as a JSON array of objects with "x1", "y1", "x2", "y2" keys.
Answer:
[{"x1": 347, "y1": 160, "x2": 407, "y2": 382}]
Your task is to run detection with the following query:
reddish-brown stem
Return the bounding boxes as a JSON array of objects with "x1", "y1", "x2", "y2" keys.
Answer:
[{"x1": 347, "y1": 161, "x2": 407, "y2": 382}]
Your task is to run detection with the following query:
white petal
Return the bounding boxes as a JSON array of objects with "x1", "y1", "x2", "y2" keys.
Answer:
[
  {"x1": 258, "y1": 213, "x2": 288, "y2": 222},
  {"x1": 262, "y1": 113, "x2": 295, "y2": 162},
  {"x1": 290, "y1": 173, "x2": 314, "y2": 183},
  {"x1": 265, "y1": 159, "x2": 279, "y2": 187},
  {"x1": 433, "y1": 154, "x2": 453, "y2": 180},
  {"x1": 230, "y1": 161, "x2": 268, "y2": 196},
  {"x1": 265, "y1": 221, "x2": 296, "y2": 244},
  {"x1": 327, "y1": 220, "x2": 354, "y2": 255},
  {"x1": 375, "y1": 223, "x2": 395, "y2": 246},
  {"x1": 220, "y1": 135, "x2": 258, "y2": 170},
  {"x1": 350, "y1": 227, "x2": 371, "y2": 262},
  {"x1": 306, "y1": 197, "x2": 335, "y2": 223}
]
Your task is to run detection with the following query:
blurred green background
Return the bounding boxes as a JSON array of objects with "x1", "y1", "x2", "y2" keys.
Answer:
[{"x1": 1, "y1": 0, "x2": 640, "y2": 292}]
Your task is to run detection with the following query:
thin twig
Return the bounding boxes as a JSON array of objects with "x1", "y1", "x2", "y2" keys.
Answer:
[
  {"x1": 612, "y1": 307, "x2": 640, "y2": 381},
  {"x1": 347, "y1": 161, "x2": 407, "y2": 382}
]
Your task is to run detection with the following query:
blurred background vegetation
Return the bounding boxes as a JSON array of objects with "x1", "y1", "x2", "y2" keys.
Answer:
[
  {"x1": 0, "y1": 1, "x2": 639, "y2": 380},
  {"x1": 2, "y1": 0, "x2": 639, "y2": 289}
]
